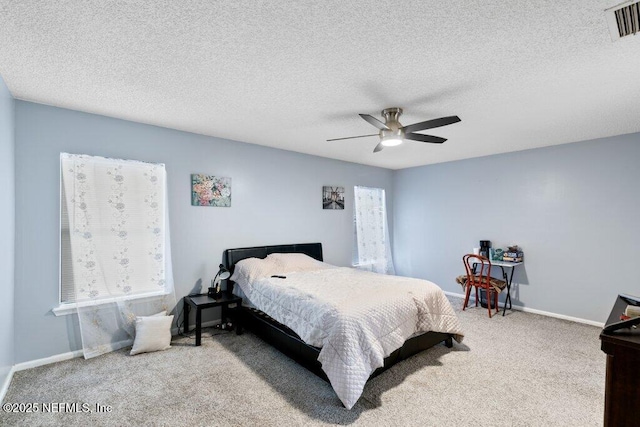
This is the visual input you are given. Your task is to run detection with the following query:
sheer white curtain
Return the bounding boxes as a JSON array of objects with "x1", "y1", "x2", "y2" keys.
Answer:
[
  {"x1": 61, "y1": 153, "x2": 176, "y2": 359},
  {"x1": 354, "y1": 186, "x2": 395, "y2": 275}
]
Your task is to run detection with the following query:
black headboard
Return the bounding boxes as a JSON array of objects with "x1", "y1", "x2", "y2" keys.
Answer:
[{"x1": 223, "y1": 243, "x2": 323, "y2": 294}]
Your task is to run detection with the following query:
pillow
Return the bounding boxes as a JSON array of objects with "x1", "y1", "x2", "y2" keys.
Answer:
[
  {"x1": 130, "y1": 314, "x2": 174, "y2": 356},
  {"x1": 229, "y1": 257, "x2": 281, "y2": 284},
  {"x1": 266, "y1": 252, "x2": 331, "y2": 273},
  {"x1": 124, "y1": 310, "x2": 167, "y2": 338}
]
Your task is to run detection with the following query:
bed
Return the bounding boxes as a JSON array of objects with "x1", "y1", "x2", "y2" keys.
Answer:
[{"x1": 223, "y1": 242, "x2": 463, "y2": 409}]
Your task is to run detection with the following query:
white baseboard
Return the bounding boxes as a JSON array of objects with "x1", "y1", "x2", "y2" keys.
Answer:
[
  {"x1": 0, "y1": 313, "x2": 225, "y2": 403},
  {"x1": 14, "y1": 350, "x2": 84, "y2": 372},
  {"x1": 11, "y1": 319, "x2": 221, "y2": 373},
  {"x1": 1, "y1": 318, "x2": 225, "y2": 400},
  {"x1": 4, "y1": 351, "x2": 82, "y2": 396},
  {"x1": 1, "y1": 367, "x2": 15, "y2": 404},
  {"x1": 2, "y1": 298, "x2": 602, "y2": 402},
  {"x1": 443, "y1": 291, "x2": 605, "y2": 327}
]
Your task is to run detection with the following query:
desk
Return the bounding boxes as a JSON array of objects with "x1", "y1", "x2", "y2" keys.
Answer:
[
  {"x1": 473, "y1": 260, "x2": 523, "y2": 316},
  {"x1": 183, "y1": 292, "x2": 242, "y2": 346},
  {"x1": 600, "y1": 296, "x2": 640, "y2": 426}
]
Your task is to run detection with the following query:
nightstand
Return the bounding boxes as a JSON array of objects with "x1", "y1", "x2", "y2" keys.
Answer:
[{"x1": 183, "y1": 292, "x2": 243, "y2": 346}]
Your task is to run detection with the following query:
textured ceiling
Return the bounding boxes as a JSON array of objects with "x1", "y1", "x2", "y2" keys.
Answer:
[{"x1": 1, "y1": 1, "x2": 639, "y2": 169}]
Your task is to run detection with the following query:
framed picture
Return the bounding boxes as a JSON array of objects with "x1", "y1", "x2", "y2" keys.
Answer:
[
  {"x1": 191, "y1": 174, "x2": 231, "y2": 207},
  {"x1": 323, "y1": 186, "x2": 344, "y2": 210}
]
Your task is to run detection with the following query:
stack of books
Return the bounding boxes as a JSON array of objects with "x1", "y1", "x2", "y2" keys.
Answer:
[{"x1": 503, "y1": 245, "x2": 523, "y2": 262}]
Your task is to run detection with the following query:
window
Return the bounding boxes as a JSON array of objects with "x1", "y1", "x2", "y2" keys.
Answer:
[
  {"x1": 353, "y1": 186, "x2": 395, "y2": 275},
  {"x1": 58, "y1": 153, "x2": 175, "y2": 358},
  {"x1": 59, "y1": 153, "x2": 170, "y2": 307}
]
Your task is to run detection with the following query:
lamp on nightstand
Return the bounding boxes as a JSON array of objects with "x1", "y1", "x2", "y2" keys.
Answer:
[{"x1": 208, "y1": 264, "x2": 231, "y2": 298}]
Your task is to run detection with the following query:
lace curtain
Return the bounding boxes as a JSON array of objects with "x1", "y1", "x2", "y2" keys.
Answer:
[
  {"x1": 61, "y1": 153, "x2": 176, "y2": 359},
  {"x1": 354, "y1": 186, "x2": 395, "y2": 275}
]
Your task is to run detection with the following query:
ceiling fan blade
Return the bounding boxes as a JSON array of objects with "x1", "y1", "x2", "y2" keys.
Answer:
[
  {"x1": 403, "y1": 115, "x2": 461, "y2": 133},
  {"x1": 326, "y1": 133, "x2": 378, "y2": 142},
  {"x1": 373, "y1": 142, "x2": 384, "y2": 153},
  {"x1": 404, "y1": 133, "x2": 447, "y2": 144},
  {"x1": 359, "y1": 114, "x2": 390, "y2": 131}
]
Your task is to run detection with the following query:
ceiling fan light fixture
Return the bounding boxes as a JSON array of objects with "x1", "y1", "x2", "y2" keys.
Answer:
[
  {"x1": 327, "y1": 107, "x2": 460, "y2": 153},
  {"x1": 381, "y1": 137, "x2": 403, "y2": 147},
  {"x1": 380, "y1": 123, "x2": 404, "y2": 147}
]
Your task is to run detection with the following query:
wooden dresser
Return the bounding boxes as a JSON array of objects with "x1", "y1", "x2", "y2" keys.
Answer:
[{"x1": 599, "y1": 297, "x2": 640, "y2": 427}]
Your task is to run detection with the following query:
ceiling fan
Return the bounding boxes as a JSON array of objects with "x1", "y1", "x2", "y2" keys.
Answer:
[{"x1": 327, "y1": 108, "x2": 461, "y2": 153}]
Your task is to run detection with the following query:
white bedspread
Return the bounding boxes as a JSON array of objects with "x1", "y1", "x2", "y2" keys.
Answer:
[{"x1": 237, "y1": 266, "x2": 464, "y2": 409}]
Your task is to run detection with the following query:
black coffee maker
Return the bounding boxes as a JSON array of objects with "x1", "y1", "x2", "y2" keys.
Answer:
[{"x1": 479, "y1": 240, "x2": 491, "y2": 258}]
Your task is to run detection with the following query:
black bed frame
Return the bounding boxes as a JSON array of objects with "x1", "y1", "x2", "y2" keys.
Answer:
[{"x1": 223, "y1": 243, "x2": 453, "y2": 382}]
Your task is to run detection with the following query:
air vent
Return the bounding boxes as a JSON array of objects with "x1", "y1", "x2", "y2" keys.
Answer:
[{"x1": 606, "y1": 1, "x2": 640, "y2": 41}]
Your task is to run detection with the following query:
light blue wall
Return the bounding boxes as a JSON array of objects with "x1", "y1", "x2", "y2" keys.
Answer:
[
  {"x1": 13, "y1": 101, "x2": 393, "y2": 363},
  {"x1": 393, "y1": 134, "x2": 640, "y2": 323},
  {"x1": 0, "y1": 75, "x2": 15, "y2": 389},
  {"x1": 15, "y1": 98, "x2": 639, "y2": 363}
]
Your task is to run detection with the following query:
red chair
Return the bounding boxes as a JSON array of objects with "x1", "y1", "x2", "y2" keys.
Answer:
[{"x1": 462, "y1": 254, "x2": 506, "y2": 318}]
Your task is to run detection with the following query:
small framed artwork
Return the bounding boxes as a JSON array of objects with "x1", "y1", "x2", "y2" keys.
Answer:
[
  {"x1": 191, "y1": 174, "x2": 231, "y2": 207},
  {"x1": 323, "y1": 186, "x2": 344, "y2": 210}
]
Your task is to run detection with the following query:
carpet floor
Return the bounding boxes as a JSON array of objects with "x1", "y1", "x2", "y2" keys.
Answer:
[{"x1": 2, "y1": 297, "x2": 605, "y2": 426}]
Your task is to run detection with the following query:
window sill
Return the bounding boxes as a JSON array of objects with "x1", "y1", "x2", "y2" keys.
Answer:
[
  {"x1": 53, "y1": 304, "x2": 78, "y2": 317},
  {"x1": 52, "y1": 290, "x2": 170, "y2": 317}
]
